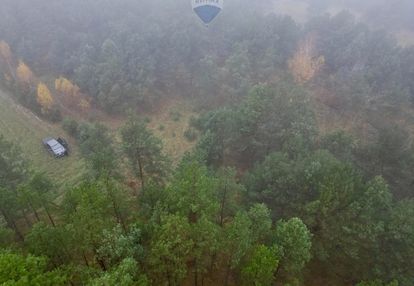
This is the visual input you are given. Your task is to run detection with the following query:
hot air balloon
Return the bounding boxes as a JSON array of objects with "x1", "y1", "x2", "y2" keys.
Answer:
[{"x1": 192, "y1": 0, "x2": 223, "y2": 25}]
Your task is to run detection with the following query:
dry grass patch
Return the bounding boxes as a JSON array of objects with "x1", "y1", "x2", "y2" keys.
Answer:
[{"x1": 147, "y1": 98, "x2": 198, "y2": 164}]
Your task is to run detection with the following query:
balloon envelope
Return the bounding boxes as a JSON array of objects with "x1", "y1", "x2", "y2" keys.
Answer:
[{"x1": 192, "y1": 0, "x2": 223, "y2": 24}]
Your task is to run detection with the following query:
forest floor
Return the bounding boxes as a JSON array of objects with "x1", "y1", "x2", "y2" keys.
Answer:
[{"x1": 0, "y1": 89, "x2": 86, "y2": 190}]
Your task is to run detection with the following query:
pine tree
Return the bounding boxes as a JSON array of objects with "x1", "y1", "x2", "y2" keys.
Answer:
[{"x1": 121, "y1": 117, "x2": 169, "y2": 190}]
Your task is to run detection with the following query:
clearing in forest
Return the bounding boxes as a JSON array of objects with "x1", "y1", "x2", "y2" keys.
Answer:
[{"x1": 0, "y1": 89, "x2": 85, "y2": 189}]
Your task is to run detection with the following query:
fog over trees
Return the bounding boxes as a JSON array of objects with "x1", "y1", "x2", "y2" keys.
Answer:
[{"x1": 0, "y1": 0, "x2": 413, "y2": 285}]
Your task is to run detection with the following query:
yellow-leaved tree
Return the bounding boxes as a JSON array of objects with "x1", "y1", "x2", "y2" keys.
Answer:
[
  {"x1": 16, "y1": 60, "x2": 34, "y2": 85},
  {"x1": 37, "y1": 83, "x2": 54, "y2": 113},
  {"x1": 78, "y1": 98, "x2": 91, "y2": 113},
  {"x1": 0, "y1": 40, "x2": 14, "y2": 79},
  {"x1": 55, "y1": 76, "x2": 80, "y2": 106},
  {"x1": 0, "y1": 41, "x2": 11, "y2": 61},
  {"x1": 288, "y1": 35, "x2": 325, "y2": 84}
]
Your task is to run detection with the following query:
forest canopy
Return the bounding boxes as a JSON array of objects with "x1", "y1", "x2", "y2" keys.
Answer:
[{"x1": 0, "y1": 0, "x2": 413, "y2": 285}]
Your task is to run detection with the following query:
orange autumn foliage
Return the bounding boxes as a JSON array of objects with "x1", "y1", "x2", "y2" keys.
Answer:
[
  {"x1": 78, "y1": 98, "x2": 91, "y2": 112},
  {"x1": 289, "y1": 35, "x2": 325, "y2": 84},
  {"x1": 55, "y1": 76, "x2": 81, "y2": 107},
  {"x1": 0, "y1": 41, "x2": 12, "y2": 63}
]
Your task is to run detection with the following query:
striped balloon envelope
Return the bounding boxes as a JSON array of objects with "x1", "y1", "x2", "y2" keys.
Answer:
[{"x1": 192, "y1": 0, "x2": 223, "y2": 25}]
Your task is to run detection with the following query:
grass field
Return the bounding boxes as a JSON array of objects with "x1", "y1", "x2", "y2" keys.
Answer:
[
  {"x1": 0, "y1": 89, "x2": 86, "y2": 190},
  {"x1": 104, "y1": 96, "x2": 198, "y2": 166},
  {"x1": 148, "y1": 98, "x2": 198, "y2": 164}
]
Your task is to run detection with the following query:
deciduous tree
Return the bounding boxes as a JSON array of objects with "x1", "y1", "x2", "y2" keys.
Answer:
[
  {"x1": 0, "y1": 40, "x2": 14, "y2": 79},
  {"x1": 248, "y1": 203, "x2": 272, "y2": 244},
  {"x1": 0, "y1": 251, "x2": 67, "y2": 285},
  {"x1": 241, "y1": 245, "x2": 280, "y2": 286},
  {"x1": 88, "y1": 258, "x2": 148, "y2": 286},
  {"x1": 288, "y1": 35, "x2": 324, "y2": 84},
  {"x1": 16, "y1": 60, "x2": 34, "y2": 85},
  {"x1": 274, "y1": 218, "x2": 312, "y2": 282},
  {"x1": 37, "y1": 82, "x2": 54, "y2": 113},
  {"x1": 78, "y1": 98, "x2": 91, "y2": 112},
  {"x1": 0, "y1": 226, "x2": 13, "y2": 248},
  {"x1": 26, "y1": 222, "x2": 72, "y2": 266},
  {"x1": 148, "y1": 215, "x2": 193, "y2": 286},
  {"x1": 55, "y1": 76, "x2": 81, "y2": 107}
]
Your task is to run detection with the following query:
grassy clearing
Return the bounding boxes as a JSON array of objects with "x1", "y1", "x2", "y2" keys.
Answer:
[
  {"x1": 103, "y1": 96, "x2": 198, "y2": 165},
  {"x1": 76, "y1": 96, "x2": 199, "y2": 187},
  {"x1": 0, "y1": 86, "x2": 197, "y2": 193},
  {"x1": 147, "y1": 98, "x2": 198, "y2": 164},
  {"x1": 0, "y1": 89, "x2": 86, "y2": 190}
]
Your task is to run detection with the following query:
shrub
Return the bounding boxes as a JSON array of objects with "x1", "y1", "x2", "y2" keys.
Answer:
[
  {"x1": 62, "y1": 118, "x2": 79, "y2": 138},
  {"x1": 184, "y1": 128, "x2": 198, "y2": 142},
  {"x1": 169, "y1": 110, "x2": 181, "y2": 122},
  {"x1": 46, "y1": 107, "x2": 62, "y2": 123}
]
